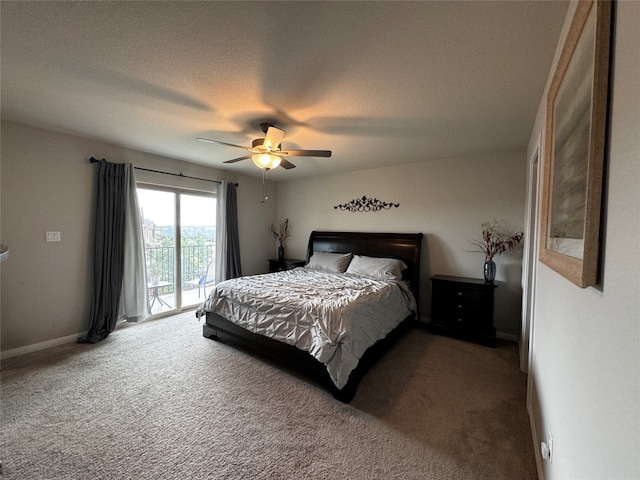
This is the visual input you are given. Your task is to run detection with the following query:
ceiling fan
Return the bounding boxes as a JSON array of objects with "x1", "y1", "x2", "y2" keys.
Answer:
[{"x1": 197, "y1": 123, "x2": 332, "y2": 170}]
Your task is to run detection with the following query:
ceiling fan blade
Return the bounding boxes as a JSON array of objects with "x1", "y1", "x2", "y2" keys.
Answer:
[
  {"x1": 223, "y1": 155, "x2": 252, "y2": 164},
  {"x1": 278, "y1": 159, "x2": 296, "y2": 169},
  {"x1": 196, "y1": 137, "x2": 252, "y2": 151},
  {"x1": 263, "y1": 126, "x2": 285, "y2": 151},
  {"x1": 277, "y1": 149, "x2": 332, "y2": 157}
]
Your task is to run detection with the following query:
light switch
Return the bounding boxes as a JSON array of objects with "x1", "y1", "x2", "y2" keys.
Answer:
[{"x1": 46, "y1": 231, "x2": 61, "y2": 242}]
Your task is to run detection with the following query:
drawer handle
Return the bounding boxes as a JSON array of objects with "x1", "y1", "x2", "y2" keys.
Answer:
[{"x1": 457, "y1": 291, "x2": 463, "y2": 296}]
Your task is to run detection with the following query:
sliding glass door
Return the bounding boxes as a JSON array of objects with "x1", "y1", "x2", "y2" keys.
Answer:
[
  {"x1": 137, "y1": 186, "x2": 216, "y2": 315},
  {"x1": 180, "y1": 193, "x2": 216, "y2": 308},
  {"x1": 138, "y1": 188, "x2": 176, "y2": 314}
]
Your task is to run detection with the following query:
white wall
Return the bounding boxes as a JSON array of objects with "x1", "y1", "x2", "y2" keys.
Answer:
[
  {"x1": 276, "y1": 149, "x2": 527, "y2": 336},
  {"x1": 0, "y1": 121, "x2": 528, "y2": 350},
  {"x1": 0, "y1": 121, "x2": 277, "y2": 352},
  {"x1": 527, "y1": 1, "x2": 640, "y2": 478}
]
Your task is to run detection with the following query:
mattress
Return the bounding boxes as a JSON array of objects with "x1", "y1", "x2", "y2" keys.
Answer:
[{"x1": 196, "y1": 267, "x2": 416, "y2": 389}]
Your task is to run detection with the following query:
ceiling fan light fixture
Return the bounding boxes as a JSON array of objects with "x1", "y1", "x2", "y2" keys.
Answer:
[
  {"x1": 199, "y1": 123, "x2": 330, "y2": 170},
  {"x1": 252, "y1": 153, "x2": 281, "y2": 170}
]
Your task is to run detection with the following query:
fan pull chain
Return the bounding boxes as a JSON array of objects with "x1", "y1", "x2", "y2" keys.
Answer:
[{"x1": 261, "y1": 168, "x2": 269, "y2": 203}]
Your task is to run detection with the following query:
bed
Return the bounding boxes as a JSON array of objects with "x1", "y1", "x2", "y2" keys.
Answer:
[{"x1": 196, "y1": 230, "x2": 423, "y2": 402}]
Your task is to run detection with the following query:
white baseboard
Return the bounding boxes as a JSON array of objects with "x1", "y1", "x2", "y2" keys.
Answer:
[
  {"x1": 528, "y1": 403, "x2": 545, "y2": 480},
  {"x1": 1, "y1": 331, "x2": 87, "y2": 360},
  {"x1": 496, "y1": 331, "x2": 519, "y2": 342}
]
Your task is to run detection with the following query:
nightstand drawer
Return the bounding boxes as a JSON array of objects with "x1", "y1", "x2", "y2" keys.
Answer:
[{"x1": 440, "y1": 288, "x2": 492, "y2": 318}]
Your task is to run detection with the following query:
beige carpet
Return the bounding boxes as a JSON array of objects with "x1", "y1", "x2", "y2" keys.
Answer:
[{"x1": 1, "y1": 312, "x2": 536, "y2": 479}]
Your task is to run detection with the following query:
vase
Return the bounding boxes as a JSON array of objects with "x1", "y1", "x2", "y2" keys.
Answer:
[
  {"x1": 483, "y1": 259, "x2": 496, "y2": 283},
  {"x1": 277, "y1": 245, "x2": 284, "y2": 261}
]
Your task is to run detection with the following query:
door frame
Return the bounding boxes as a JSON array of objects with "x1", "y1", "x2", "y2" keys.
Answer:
[{"x1": 520, "y1": 130, "x2": 544, "y2": 374}]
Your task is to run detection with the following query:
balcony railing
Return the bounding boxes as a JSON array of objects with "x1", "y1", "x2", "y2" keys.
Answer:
[{"x1": 146, "y1": 244, "x2": 215, "y2": 295}]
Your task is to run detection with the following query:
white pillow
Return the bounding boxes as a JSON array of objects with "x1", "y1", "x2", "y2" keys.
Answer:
[
  {"x1": 346, "y1": 255, "x2": 407, "y2": 281},
  {"x1": 306, "y1": 252, "x2": 353, "y2": 273}
]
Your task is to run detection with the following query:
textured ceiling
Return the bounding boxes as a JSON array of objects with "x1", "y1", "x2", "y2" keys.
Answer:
[{"x1": 1, "y1": 1, "x2": 568, "y2": 180}]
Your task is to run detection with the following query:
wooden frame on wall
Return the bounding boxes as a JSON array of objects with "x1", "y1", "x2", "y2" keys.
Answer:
[{"x1": 539, "y1": 0, "x2": 613, "y2": 288}]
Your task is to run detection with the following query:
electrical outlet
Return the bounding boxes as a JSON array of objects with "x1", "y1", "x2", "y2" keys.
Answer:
[
  {"x1": 541, "y1": 441, "x2": 550, "y2": 460},
  {"x1": 46, "y1": 231, "x2": 61, "y2": 242},
  {"x1": 541, "y1": 431, "x2": 553, "y2": 463}
]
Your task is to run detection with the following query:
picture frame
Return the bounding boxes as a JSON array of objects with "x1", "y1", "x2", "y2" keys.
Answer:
[{"x1": 539, "y1": 0, "x2": 612, "y2": 288}]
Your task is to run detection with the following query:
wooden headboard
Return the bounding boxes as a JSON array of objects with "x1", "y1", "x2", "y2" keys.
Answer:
[{"x1": 306, "y1": 231, "x2": 424, "y2": 308}]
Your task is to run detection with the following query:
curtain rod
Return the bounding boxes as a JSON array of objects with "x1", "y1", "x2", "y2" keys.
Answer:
[{"x1": 89, "y1": 157, "x2": 238, "y2": 186}]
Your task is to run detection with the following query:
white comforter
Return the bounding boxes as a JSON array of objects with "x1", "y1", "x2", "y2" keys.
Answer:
[{"x1": 196, "y1": 268, "x2": 416, "y2": 389}]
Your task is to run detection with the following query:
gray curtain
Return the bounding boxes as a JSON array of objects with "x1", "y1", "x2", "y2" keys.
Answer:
[
  {"x1": 215, "y1": 181, "x2": 242, "y2": 282},
  {"x1": 225, "y1": 183, "x2": 242, "y2": 279},
  {"x1": 118, "y1": 164, "x2": 149, "y2": 322},
  {"x1": 79, "y1": 161, "x2": 147, "y2": 343}
]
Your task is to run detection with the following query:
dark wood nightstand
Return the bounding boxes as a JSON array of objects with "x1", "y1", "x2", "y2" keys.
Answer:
[
  {"x1": 427, "y1": 275, "x2": 497, "y2": 347},
  {"x1": 268, "y1": 258, "x2": 306, "y2": 273}
]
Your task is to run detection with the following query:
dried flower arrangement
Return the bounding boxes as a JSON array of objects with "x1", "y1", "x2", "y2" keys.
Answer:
[
  {"x1": 268, "y1": 218, "x2": 291, "y2": 246},
  {"x1": 469, "y1": 220, "x2": 524, "y2": 261}
]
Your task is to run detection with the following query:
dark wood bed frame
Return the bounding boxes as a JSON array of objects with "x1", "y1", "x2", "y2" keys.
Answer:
[{"x1": 202, "y1": 230, "x2": 423, "y2": 402}]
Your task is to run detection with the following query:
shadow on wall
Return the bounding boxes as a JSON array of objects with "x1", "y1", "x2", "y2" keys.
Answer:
[
  {"x1": 418, "y1": 234, "x2": 433, "y2": 319},
  {"x1": 494, "y1": 259, "x2": 523, "y2": 337},
  {"x1": 420, "y1": 234, "x2": 457, "y2": 321},
  {"x1": 494, "y1": 283, "x2": 523, "y2": 339}
]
